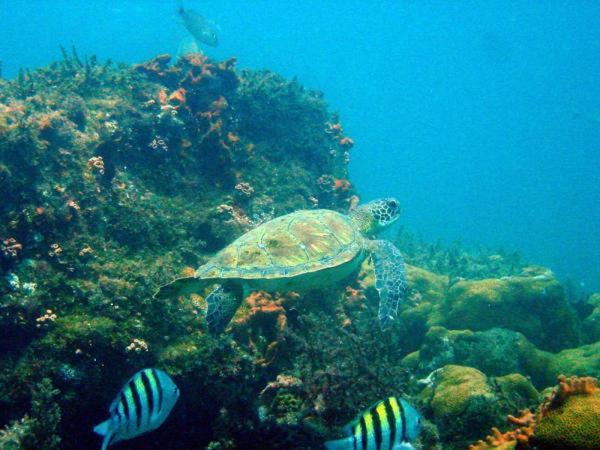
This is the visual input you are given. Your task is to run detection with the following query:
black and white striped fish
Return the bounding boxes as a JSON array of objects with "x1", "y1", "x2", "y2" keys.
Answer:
[
  {"x1": 325, "y1": 396, "x2": 422, "y2": 450},
  {"x1": 93, "y1": 368, "x2": 179, "y2": 450}
]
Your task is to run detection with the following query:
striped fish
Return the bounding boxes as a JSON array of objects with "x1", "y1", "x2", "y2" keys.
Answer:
[
  {"x1": 325, "y1": 397, "x2": 422, "y2": 450},
  {"x1": 93, "y1": 368, "x2": 179, "y2": 450}
]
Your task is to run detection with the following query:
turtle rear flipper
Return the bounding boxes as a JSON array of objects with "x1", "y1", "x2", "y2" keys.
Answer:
[
  {"x1": 369, "y1": 240, "x2": 408, "y2": 329},
  {"x1": 153, "y1": 276, "x2": 204, "y2": 300},
  {"x1": 205, "y1": 283, "x2": 243, "y2": 334}
]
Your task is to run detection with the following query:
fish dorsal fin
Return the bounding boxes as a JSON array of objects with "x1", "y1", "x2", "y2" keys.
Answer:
[{"x1": 342, "y1": 398, "x2": 387, "y2": 435}]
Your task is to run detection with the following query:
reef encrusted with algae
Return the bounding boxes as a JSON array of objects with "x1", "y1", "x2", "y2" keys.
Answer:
[
  {"x1": 0, "y1": 50, "x2": 598, "y2": 450},
  {"x1": 469, "y1": 375, "x2": 600, "y2": 450}
]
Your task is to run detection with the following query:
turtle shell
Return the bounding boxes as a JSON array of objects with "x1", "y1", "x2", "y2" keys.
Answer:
[{"x1": 198, "y1": 209, "x2": 362, "y2": 280}]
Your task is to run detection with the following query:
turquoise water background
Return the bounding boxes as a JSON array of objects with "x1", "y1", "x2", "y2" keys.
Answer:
[{"x1": 1, "y1": 1, "x2": 598, "y2": 290}]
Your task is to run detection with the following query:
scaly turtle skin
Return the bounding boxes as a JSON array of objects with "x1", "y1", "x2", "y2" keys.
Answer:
[{"x1": 155, "y1": 199, "x2": 407, "y2": 333}]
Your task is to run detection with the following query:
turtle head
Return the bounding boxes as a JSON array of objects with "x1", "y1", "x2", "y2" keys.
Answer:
[{"x1": 350, "y1": 198, "x2": 401, "y2": 236}]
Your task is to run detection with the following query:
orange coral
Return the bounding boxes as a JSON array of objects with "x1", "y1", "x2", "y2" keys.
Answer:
[
  {"x1": 200, "y1": 96, "x2": 228, "y2": 121},
  {"x1": 343, "y1": 286, "x2": 365, "y2": 304},
  {"x1": 168, "y1": 88, "x2": 187, "y2": 106},
  {"x1": 239, "y1": 291, "x2": 288, "y2": 332},
  {"x1": 133, "y1": 54, "x2": 174, "y2": 80},
  {"x1": 544, "y1": 374, "x2": 598, "y2": 411},
  {"x1": 37, "y1": 110, "x2": 62, "y2": 131},
  {"x1": 231, "y1": 291, "x2": 298, "y2": 367},
  {"x1": 211, "y1": 96, "x2": 228, "y2": 112},
  {"x1": 227, "y1": 131, "x2": 240, "y2": 144},
  {"x1": 333, "y1": 178, "x2": 351, "y2": 192},
  {"x1": 326, "y1": 122, "x2": 343, "y2": 136},
  {"x1": 469, "y1": 427, "x2": 519, "y2": 449},
  {"x1": 183, "y1": 52, "x2": 208, "y2": 68},
  {"x1": 180, "y1": 266, "x2": 196, "y2": 277},
  {"x1": 158, "y1": 89, "x2": 168, "y2": 105},
  {"x1": 339, "y1": 137, "x2": 354, "y2": 148}
]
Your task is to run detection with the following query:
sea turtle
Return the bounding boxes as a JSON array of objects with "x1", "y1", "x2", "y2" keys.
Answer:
[{"x1": 155, "y1": 198, "x2": 407, "y2": 333}]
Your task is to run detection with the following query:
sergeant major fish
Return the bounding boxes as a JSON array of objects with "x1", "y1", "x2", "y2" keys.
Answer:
[
  {"x1": 325, "y1": 396, "x2": 422, "y2": 450},
  {"x1": 93, "y1": 368, "x2": 179, "y2": 450},
  {"x1": 178, "y1": 1, "x2": 219, "y2": 47}
]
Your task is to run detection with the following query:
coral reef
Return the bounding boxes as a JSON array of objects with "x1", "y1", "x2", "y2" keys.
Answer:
[
  {"x1": 0, "y1": 50, "x2": 354, "y2": 449},
  {"x1": 433, "y1": 270, "x2": 580, "y2": 351},
  {"x1": 470, "y1": 375, "x2": 600, "y2": 450},
  {"x1": 0, "y1": 49, "x2": 597, "y2": 450},
  {"x1": 418, "y1": 365, "x2": 539, "y2": 449},
  {"x1": 231, "y1": 291, "x2": 298, "y2": 367},
  {"x1": 402, "y1": 326, "x2": 557, "y2": 387}
]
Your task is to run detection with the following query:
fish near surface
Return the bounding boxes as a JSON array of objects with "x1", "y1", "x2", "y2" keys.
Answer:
[
  {"x1": 93, "y1": 368, "x2": 179, "y2": 450},
  {"x1": 325, "y1": 396, "x2": 422, "y2": 450},
  {"x1": 178, "y1": 2, "x2": 218, "y2": 47}
]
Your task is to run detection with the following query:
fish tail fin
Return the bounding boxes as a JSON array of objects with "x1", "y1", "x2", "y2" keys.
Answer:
[
  {"x1": 94, "y1": 420, "x2": 114, "y2": 450},
  {"x1": 325, "y1": 437, "x2": 353, "y2": 450},
  {"x1": 101, "y1": 434, "x2": 112, "y2": 450},
  {"x1": 93, "y1": 419, "x2": 111, "y2": 436},
  {"x1": 177, "y1": 0, "x2": 184, "y2": 14}
]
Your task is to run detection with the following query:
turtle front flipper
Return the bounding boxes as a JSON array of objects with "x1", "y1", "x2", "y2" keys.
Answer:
[
  {"x1": 205, "y1": 283, "x2": 243, "y2": 334},
  {"x1": 368, "y1": 239, "x2": 408, "y2": 329},
  {"x1": 153, "y1": 276, "x2": 205, "y2": 300}
]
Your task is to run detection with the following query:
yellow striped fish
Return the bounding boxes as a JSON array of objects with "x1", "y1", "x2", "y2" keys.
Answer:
[
  {"x1": 325, "y1": 397, "x2": 422, "y2": 450},
  {"x1": 93, "y1": 368, "x2": 179, "y2": 450}
]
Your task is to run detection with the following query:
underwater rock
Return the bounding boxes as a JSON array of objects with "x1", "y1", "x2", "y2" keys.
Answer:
[
  {"x1": 434, "y1": 271, "x2": 580, "y2": 352},
  {"x1": 404, "y1": 326, "x2": 600, "y2": 388},
  {"x1": 548, "y1": 341, "x2": 600, "y2": 381},
  {"x1": 403, "y1": 326, "x2": 555, "y2": 387},
  {"x1": 419, "y1": 365, "x2": 539, "y2": 450}
]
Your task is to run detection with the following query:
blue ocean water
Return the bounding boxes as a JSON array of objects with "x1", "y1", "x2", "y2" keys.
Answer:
[{"x1": 1, "y1": 0, "x2": 598, "y2": 291}]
